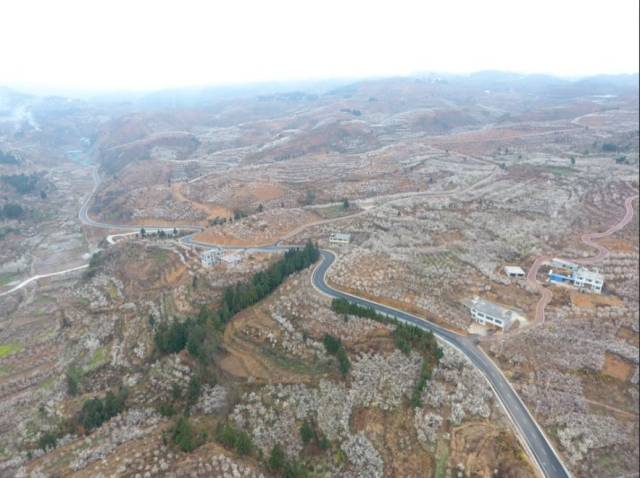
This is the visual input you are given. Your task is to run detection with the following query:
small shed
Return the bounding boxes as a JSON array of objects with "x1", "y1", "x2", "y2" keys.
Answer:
[
  {"x1": 329, "y1": 233, "x2": 351, "y2": 245},
  {"x1": 504, "y1": 266, "x2": 525, "y2": 278}
]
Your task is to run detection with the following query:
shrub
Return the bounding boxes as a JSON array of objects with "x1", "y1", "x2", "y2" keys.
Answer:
[
  {"x1": 300, "y1": 419, "x2": 314, "y2": 444},
  {"x1": 172, "y1": 416, "x2": 199, "y2": 452},
  {"x1": 154, "y1": 320, "x2": 188, "y2": 354},
  {"x1": 336, "y1": 348, "x2": 351, "y2": 375},
  {"x1": 322, "y1": 334, "x2": 342, "y2": 355},
  {"x1": 38, "y1": 431, "x2": 57, "y2": 451},
  {"x1": 235, "y1": 430, "x2": 253, "y2": 456},
  {"x1": 322, "y1": 334, "x2": 351, "y2": 376},
  {"x1": 66, "y1": 367, "x2": 82, "y2": 396},
  {"x1": 159, "y1": 402, "x2": 176, "y2": 417},
  {"x1": 215, "y1": 423, "x2": 254, "y2": 456},
  {"x1": 282, "y1": 460, "x2": 309, "y2": 478},
  {"x1": 318, "y1": 434, "x2": 330, "y2": 450},
  {"x1": 186, "y1": 375, "x2": 202, "y2": 406},
  {"x1": 269, "y1": 443, "x2": 286, "y2": 472},
  {"x1": 78, "y1": 388, "x2": 127, "y2": 432}
]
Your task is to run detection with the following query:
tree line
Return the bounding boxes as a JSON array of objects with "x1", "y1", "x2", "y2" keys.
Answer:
[
  {"x1": 155, "y1": 241, "x2": 321, "y2": 366},
  {"x1": 331, "y1": 298, "x2": 443, "y2": 406}
]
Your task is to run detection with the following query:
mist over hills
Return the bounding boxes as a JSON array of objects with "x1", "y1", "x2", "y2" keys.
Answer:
[{"x1": 3, "y1": 71, "x2": 638, "y2": 109}]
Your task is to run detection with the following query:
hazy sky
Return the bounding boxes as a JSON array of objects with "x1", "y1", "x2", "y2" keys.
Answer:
[{"x1": 2, "y1": 0, "x2": 638, "y2": 92}]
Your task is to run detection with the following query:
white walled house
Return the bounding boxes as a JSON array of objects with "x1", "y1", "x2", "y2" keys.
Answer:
[
  {"x1": 468, "y1": 297, "x2": 516, "y2": 330},
  {"x1": 548, "y1": 265, "x2": 604, "y2": 294},
  {"x1": 222, "y1": 253, "x2": 242, "y2": 266},
  {"x1": 329, "y1": 233, "x2": 351, "y2": 245},
  {"x1": 572, "y1": 268, "x2": 604, "y2": 294},
  {"x1": 201, "y1": 247, "x2": 223, "y2": 267}
]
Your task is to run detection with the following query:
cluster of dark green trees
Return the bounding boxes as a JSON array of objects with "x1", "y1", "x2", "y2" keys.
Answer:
[
  {"x1": 171, "y1": 416, "x2": 207, "y2": 452},
  {"x1": 154, "y1": 242, "x2": 320, "y2": 366},
  {"x1": 1, "y1": 173, "x2": 39, "y2": 194},
  {"x1": 84, "y1": 250, "x2": 105, "y2": 279},
  {"x1": 78, "y1": 388, "x2": 128, "y2": 431},
  {"x1": 215, "y1": 422, "x2": 254, "y2": 456},
  {"x1": 268, "y1": 443, "x2": 308, "y2": 478},
  {"x1": 38, "y1": 387, "x2": 129, "y2": 451},
  {"x1": 331, "y1": 298, "x2": 443, "y2": 406},
  {"x1": 299, "y1": 418, "x2": 329, "y2": 450},
  {"x1": 322, "y1": 334, "x2": 351, "y2": 375}
]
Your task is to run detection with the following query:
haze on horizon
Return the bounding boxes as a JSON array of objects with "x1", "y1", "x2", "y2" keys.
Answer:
[{"x1": 2, "y1": 0, "x2": 638, "y2": 94}]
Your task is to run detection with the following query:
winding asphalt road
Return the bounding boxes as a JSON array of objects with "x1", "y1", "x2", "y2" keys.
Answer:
[{"x1": 311, "y1": 249, "x2": 571, "y2": 478}]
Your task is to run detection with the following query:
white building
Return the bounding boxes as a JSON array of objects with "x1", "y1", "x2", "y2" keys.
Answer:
[
  {"x1": 222, "y1": 253, "x2": 242, "y2": 266},
  {"x1": 548, "y1": 264, "x2": 604, "y2": 294},
  {"x1": 468, "y1": 297, "x2": 516, "y2": 330},
  {"x1": 572, "y1": 267, "x2": 604, "y2": 294},
  {"x1": 504, "y1": 266, "x2": 525, "y2": 278},
  {"x1": 329, "y1": 233, "x2": 351, "y2": 245},
  {"x1": 201, "y1": 247, "x2": 223, "y2": 267}
]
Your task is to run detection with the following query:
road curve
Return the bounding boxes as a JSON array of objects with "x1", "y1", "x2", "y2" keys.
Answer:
[
  {"x1": 312, "y1": 249, "x2": 571, "y2": 478},
  {"x1": 0, "y1": 264, "x2": 89, "y2": 298},
  {"x1": 526, "y1": 194, "x2": 638, "y2": 324},
  {"x1": 78, "y1": 168, "x2": 203, "y2": 232},
  {"x1": 577, "y1": 194, "x2": 639, "y2": 265}
]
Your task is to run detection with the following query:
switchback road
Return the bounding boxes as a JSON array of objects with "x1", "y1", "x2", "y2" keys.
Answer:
[{"x1": 526, "y1": 194, "x2": 638, "y2": 324}]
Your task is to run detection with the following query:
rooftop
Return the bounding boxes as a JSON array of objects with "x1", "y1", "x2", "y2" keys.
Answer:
[
  {"x1": 330, "y1": 233, "x2": 351, "y2": 241},
  {"x1": 504, "y1": 266, "x2": 525, "y2": 275},
  {"x1": 469, "y1": 297, "x2": 517, "y2": 322},
  {"x1": 574, "y1": 267, "x2": 604, "y2": 282}
]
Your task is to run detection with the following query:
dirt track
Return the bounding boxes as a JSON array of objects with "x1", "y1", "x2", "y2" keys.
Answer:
[{"x1": 525, "y1": 194, "x2": 638, "y2": 325}]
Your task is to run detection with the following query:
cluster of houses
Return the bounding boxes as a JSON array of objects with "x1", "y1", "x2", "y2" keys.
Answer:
[{"x1": 467, "y1": 258, "x2": 605, "y2": 331}]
